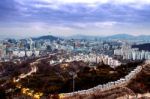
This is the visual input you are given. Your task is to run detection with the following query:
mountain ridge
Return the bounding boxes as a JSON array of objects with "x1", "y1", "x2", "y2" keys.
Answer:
[
  {"x1": 66, "y1": 34, "x2": 150, "y2": 40},
  {"x1": 32, "y1": 35, "x2": 61, "y2": 41}
]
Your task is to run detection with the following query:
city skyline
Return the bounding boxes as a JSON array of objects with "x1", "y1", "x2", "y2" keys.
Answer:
[{"x1": 0, "y1": 0, "x2": 150, "y2": 38}]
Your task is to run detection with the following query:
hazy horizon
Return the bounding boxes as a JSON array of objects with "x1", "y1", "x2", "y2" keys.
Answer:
[{"x1": 0, "y1": 0, "x2": 150, "y2": 37}]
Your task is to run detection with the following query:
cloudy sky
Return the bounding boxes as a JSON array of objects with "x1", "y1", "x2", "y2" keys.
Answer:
[{"x1": 0, "y1": 0, "x2": 150, "y2": 38}]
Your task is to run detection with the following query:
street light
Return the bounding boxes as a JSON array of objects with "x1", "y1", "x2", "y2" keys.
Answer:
[{"x1": 69, "y1": 72, "x2": 77, "y2": 92}]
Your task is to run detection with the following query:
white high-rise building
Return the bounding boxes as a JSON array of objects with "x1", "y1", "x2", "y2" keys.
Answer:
[
  {"x1": 29, "y1": 38, "x2": 34, "y2": 51},
  {"x1": 114, "y1": 46, "x2": 150, "y2": 60}
]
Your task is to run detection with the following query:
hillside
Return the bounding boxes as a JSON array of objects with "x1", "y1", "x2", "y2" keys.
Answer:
[{"x1": 32, "y1": 35, "x2": 61, "y2": 41}]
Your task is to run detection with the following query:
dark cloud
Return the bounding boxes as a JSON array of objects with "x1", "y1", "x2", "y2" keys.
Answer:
[
  {"x1": 0, "y1": 0, "x2": 20, "y2": 21},
  {"x1": 0, "y1": 0, "x2": 150, "y2": 36}
]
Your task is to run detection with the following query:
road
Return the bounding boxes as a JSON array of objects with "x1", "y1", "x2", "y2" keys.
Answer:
[{"x1": 14, "y1": 55, "x2": 52, "y2": 82}]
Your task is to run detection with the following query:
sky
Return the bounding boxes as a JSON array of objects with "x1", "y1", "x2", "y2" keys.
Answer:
[{"x1": 0, "y1": 0, "x2": 150, "y2": 38}]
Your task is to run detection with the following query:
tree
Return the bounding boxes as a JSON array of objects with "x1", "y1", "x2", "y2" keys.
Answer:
[{"x1": 0, "y1": 88, "x2": 6, "y2": 99}]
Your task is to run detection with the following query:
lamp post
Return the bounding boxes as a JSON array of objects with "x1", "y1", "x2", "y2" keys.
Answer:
[
  {"x1": 73, "y1": 74, "x2": 75, "y2": 92},
  {"x1": 69, "y1": 72, "x2": 77, "y2": 92}
]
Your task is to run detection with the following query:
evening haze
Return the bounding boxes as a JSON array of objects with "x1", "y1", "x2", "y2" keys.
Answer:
[{"x1": 0, "y1": 0, "x2": 150, "y2": 38}]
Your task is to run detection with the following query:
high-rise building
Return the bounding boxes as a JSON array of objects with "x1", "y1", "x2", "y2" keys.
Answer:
[
  {"x1": 0, "y1": 43, "x2": 6, "y2": 60},
  {"x1": 114, "y1": 46, "x2": 150, "y2": 60}
]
